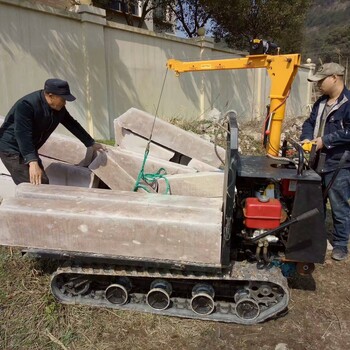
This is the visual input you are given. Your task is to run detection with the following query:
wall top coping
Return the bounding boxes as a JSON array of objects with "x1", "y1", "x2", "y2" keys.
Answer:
[
  {"x1": 0, "y1": 0, "x2": 248, "y2": 57},
  {"x1": 72, "y1": 4, "x2": 106, "y2": 17},
  {"x1": 105, "y1": 20, "x2": 245, "y2": 56},
  {"x1": 0, "y1": 0, "x2": 80, "y2": 20}
]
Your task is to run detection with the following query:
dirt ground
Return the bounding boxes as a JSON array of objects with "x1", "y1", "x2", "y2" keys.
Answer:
[
  {"x1": 0, "y1": 118, "x2": 349, "y2": 349},
  {"x1": 0, "y1": 246, "x2": 349, "y2": 350}
]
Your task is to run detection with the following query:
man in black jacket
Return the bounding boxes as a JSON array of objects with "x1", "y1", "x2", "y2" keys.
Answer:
[
  {"x1": 301, "y1": 62, "x2": 350, "y2": 261},
  {"x1": 0, "y1": 78, "x2": 106, "y2": 186}
]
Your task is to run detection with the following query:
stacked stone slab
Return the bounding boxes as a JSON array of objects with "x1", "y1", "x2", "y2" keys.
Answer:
[
  {"x1": 118, "y1": 129, "x2": 175, "y2": 161},
  {"x1": 117, "y1": 129, "x2": 219, "y2": 172},
  {"x1": 0, "y1": 109, "x2": 225, "y2": 198},
  {"x1": 39, "y1": 133, "x2": 96, "y2": 166},
  {"x1": 0, "y1": 111, "x2": 225, "y2": 266},
  {"x1": 88, "y1": 151, "x2": 139, "y2": 191},
  {"x1": 0, "y1": 183, "x2": 223, "y2": 266},
  {"x1": 114, "y1": 108, "x2": 225, "y2": 168},
  {"x1": 88, "y1": 148, "x2": 197, "y2": 192},
  {"x1": 157, "y1": 171, "x2": 224, "y2": 198},
  {"x1": 41, "y1": 157, "x2": 99, "y2": 188},
  {"x1": 112, "y1": 108, "x2": 225, "y2": 197},
  {"x1": 0, "y1": 117, "x2": 15, "y2": 199},
  {"x1": 0, "y1": 171, "x2": 16, "y2": 200}
]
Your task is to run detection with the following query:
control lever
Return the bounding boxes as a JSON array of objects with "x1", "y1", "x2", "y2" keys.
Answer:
[{"x1": 248, "y1": 208, "x2": 319, "y2": 243}]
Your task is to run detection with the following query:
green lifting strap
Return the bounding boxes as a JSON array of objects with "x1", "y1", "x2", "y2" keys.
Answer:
[
  {"x1": 133, "y1": 68, "x2": 170, "y2": 194},
  {"x1": 133, "y1": 146, "x2": 171, "y2": 194}
]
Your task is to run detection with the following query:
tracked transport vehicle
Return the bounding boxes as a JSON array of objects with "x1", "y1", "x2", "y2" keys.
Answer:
[{"x1": 0, "y1": 52, "x2": 327, "y2": 324}]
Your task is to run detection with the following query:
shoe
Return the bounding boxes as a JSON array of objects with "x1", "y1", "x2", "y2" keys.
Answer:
[{"x1": 331, "y1": 246, "x2": 348, "y2": 261}]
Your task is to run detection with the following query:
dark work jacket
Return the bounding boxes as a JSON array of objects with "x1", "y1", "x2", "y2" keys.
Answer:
[
  {"x1": 0, "y1": 90, "x2": 95, "y2": 163},
  {"x1": 300, "y1": 87, "x2": 350, "y2": 173}
]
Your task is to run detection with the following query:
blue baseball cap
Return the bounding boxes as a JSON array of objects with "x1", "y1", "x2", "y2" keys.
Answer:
[{"x1": 44, "y1": 78, "x2": 76, "y2": 101}]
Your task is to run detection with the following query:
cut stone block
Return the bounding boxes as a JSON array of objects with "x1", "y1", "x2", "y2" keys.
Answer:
[
  {"x1": 157, "y1": 172, "x2": 224, "y2": 197},
  {"x1": 0, "y1": 175, "x2": 16, "y2": 199},
  {"x1": 88, "y1": 151, "x2": 138, "y2": 191},
  {"x1": 39, "y1": 133, "x2": 95, "y2": 166},
  {"x1": 111, "y1": 148, "x2": 197, "y2": 178},
  {"x1": 15, "y1": 183, "x2": 223, "y2": 211},
  {"x1": 0, "y1": 184, "x2": 223, "y2": 266},
  {"x1": 117, "y1": 129, "x2": 175, "y2": 161},
  {"x1": 118, "y1": 129, "x2": 219, "y2": 172},
  {"x1": 41, "y1": 157, "x2": 99, "y2": 188},
  {"x1": 0, "y1": 157, "x2": 16, "y2": 199},
  {"x1": 187, "y1": 159, "x2": 220, "y2": 172},
  {"x1": 89, "y1": 147, "x2": 196, "y2": 191},
  {"x1": 114, "y1": 108, "x2": 225, "y2": 167}
]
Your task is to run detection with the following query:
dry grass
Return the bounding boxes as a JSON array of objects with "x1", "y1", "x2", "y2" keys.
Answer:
[
  {"x1": 1, "y1": 245, "x2": 349, "y2": 350},
  {"x1": 0, "y1": 248, "x2": 220, "y2": 349}
]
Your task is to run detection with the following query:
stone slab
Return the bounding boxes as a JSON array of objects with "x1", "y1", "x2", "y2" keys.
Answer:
[
  {"x1": 0, "y1": 184, "x2": 223, "y2": 266},
  {"x1": 110, "y1": 147, "x2": 197, "y2": 178},
  {"x1": 114, "y1": 108, "x2": 225, "y2": 167},
  {"x1": 89, "y1": 148, "x2": 196, "y2": 191},
  {"x1": 118, "y1": 129, "x2": 219, "y2": 172},
  {"x1": 0, "y1": 155, "x2": 17, "y2": 200},
  {"x1": 117, "y1": 129, "x2": 175, "y2": 161},
  {"x1": 88, "y1": 151, "x2": 139, "y2": 191},
  {"x1": 39, "y1": 133, "x2": 95, "y2": 166},
  {"x1": 187, "y1": 159, "x2": 220, "y2": 172},
  {"x1": 41, "y1": 157, "x2": 99, "y2": 188},
  {"x1": 15, "y1": 183, "x2": 223, "y2": 211},
  {"x1": 0, "y1": 175, "x2": 16, "y2": 200},
  {"x1": 157, "y1": 171, "x2": 224, "y2": 197}
]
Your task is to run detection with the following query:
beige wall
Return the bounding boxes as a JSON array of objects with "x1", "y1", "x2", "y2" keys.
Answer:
[{"x1": 0, "y1": 0, "x2": 313, "y2": 140}]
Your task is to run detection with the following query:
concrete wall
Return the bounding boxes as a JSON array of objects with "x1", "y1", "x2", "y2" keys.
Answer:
[{"x1": 0, "y1": 0, "x2": 314, "y2": 140}]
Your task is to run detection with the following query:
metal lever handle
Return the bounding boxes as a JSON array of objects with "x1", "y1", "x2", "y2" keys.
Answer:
[{"x1": 249, "y1": 208, "x2": 319, "y2": 243}]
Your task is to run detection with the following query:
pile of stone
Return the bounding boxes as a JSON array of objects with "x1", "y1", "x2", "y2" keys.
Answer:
[
  {"x1": 0, "y1": 108, "x2": 225, "y2": 200},
  {"x1": 0, "y1": 109, "x2": 225, "y2": 260}
]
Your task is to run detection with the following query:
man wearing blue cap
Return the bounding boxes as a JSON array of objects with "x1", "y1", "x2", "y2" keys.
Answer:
[{"x1": 0, "y1": 78, "x2": 106, "y2": 186}]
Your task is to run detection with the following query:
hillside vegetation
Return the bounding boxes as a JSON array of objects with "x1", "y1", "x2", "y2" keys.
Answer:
[{"x1": 302, "y1": 0, "x2": 350, "y2": 68}]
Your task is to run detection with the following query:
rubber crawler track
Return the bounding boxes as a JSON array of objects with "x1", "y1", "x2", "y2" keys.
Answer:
[{"x1": 51, "y1": 261, "x2": 289, "y2": 325}]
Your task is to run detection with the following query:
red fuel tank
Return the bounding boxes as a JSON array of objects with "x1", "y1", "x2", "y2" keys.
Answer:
[{"x1": 244, "y1": 197, "x2": 282, "y2": 229}]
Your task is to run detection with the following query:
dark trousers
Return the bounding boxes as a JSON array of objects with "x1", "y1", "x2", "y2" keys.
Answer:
[
  {"x1": 0, "y1": 152, "x2": 49, "y2": 185},
  {"x1": 323, "y1": 168, "x2": 350, "y2": 249}
]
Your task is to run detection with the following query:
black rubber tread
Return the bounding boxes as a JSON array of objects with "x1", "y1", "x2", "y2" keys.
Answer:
[{"x1": 50, "y1": 261, "x2": 289, "y2": 325}]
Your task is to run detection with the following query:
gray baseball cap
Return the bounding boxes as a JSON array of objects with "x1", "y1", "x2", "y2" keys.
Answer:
[{"x1": 308, "y1": 62, "x2": 345, "y2": 82}]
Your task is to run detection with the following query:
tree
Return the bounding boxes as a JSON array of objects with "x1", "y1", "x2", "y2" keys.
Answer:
[
  {"x1": 93, "y1": 1, "x2": 213, "y2": 37},
  {"x1": 303, "y1": 25, "x2": 350, "y2": 64},
  {"x1": 165, "y1": 0, "x2": 212, "y2": 38},
  {"x1": 202, "y1": 0, "x2": 311, "y2": 53},
  {"x1": 92, "y1": 0, "x2": 170, "y2": 28}
]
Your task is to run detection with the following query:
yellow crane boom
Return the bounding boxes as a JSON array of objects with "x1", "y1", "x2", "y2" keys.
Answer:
[{"x1": 167, "y1": 53, "x2": 301, "y2": 156}]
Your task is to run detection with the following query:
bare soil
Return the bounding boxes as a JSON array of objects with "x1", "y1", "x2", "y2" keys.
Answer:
[{"x1": 0, "y1": 118, "x2": 349, "y2": 350}]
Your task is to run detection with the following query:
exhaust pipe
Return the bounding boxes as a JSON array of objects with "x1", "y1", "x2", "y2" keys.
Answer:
[
  {"x1": 234, "y1": 289, "x2": 260, "y2": 320},
  {"x1": 146, "y1": 280, "x2": 172, "y2": 311},
  {"x1": 190, "y1": 284, "x2": 215, "y2": 315},
  {"x1": 105, "y1": 277, "x2": 132, "y2": 305}
]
